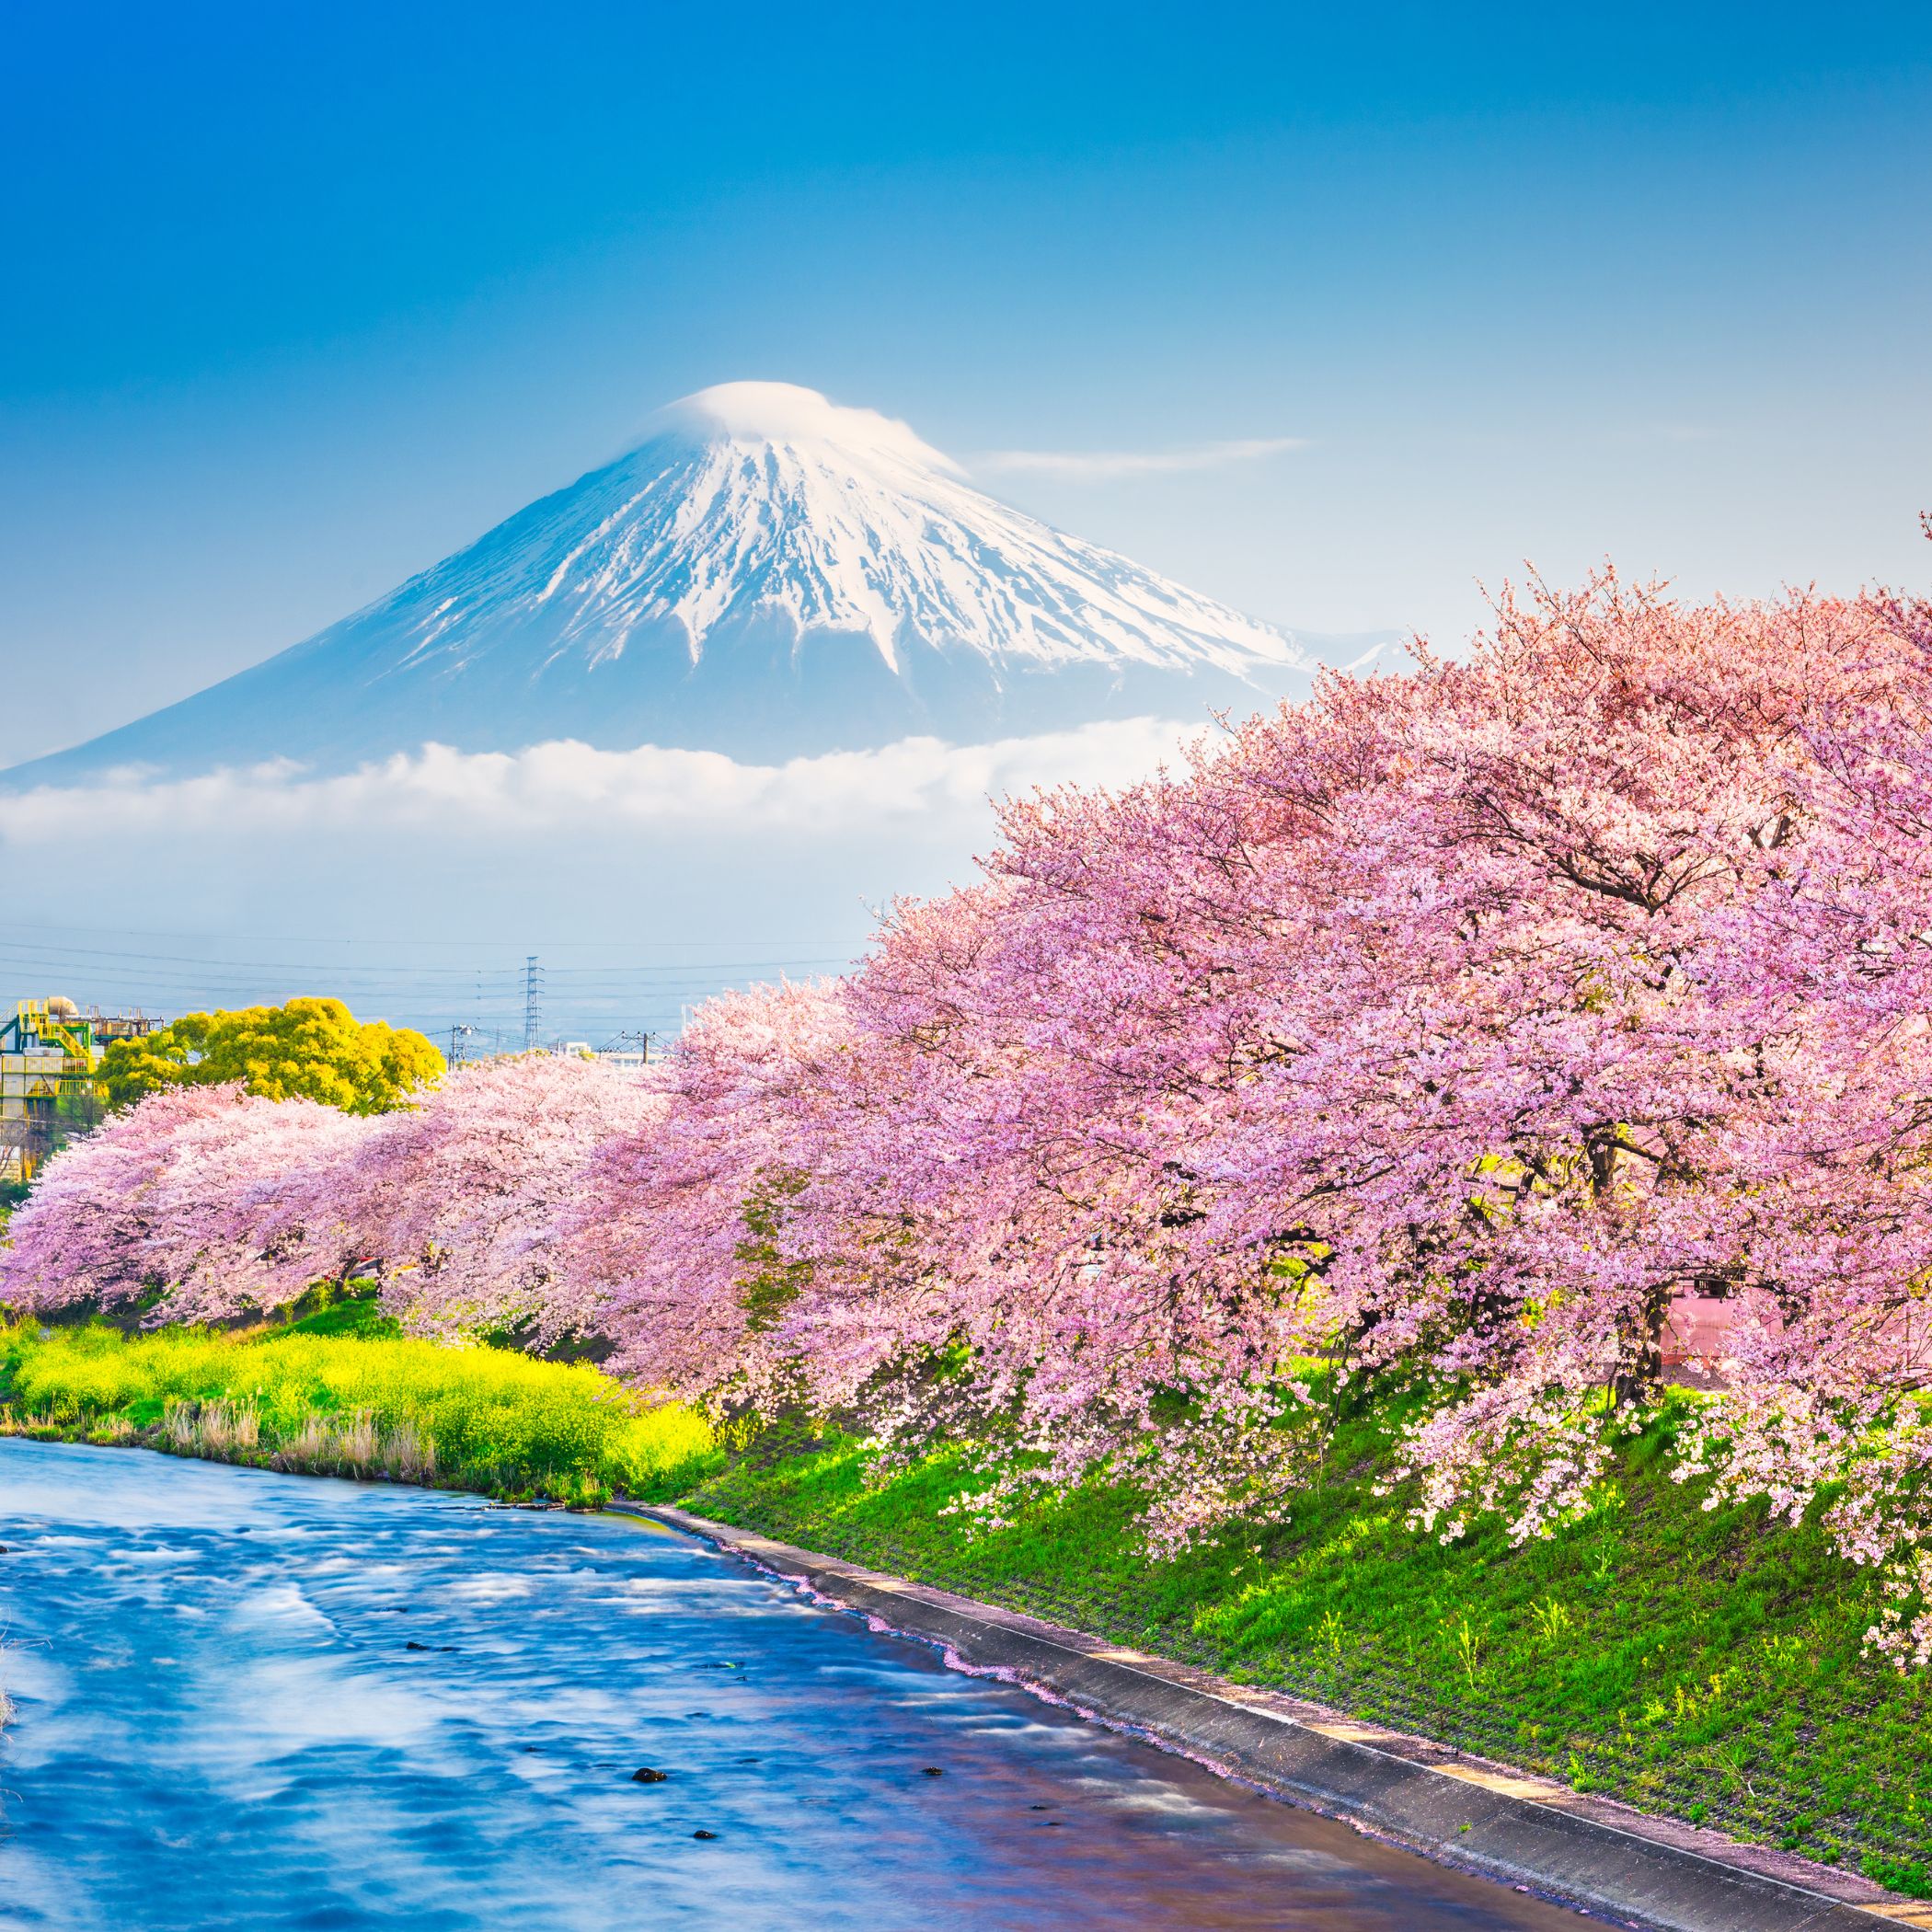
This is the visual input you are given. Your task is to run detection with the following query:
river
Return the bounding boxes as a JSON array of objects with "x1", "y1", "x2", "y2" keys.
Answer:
[{"x1": 0, "y1": 1437, "x2": 1582, "y2": 1930}]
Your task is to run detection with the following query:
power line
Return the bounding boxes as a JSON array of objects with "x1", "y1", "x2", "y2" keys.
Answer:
[
  {"x1": 3, "y1": 919, "x2": 854, "y2": 949},
  {"x1": 0, "y1": 940, "x2": 853, "y2": 978}
]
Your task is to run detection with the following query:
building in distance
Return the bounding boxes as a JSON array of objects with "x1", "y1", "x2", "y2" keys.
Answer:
[{"x1": 1, "y1": 997, "x2": 159, "y2": 1182}]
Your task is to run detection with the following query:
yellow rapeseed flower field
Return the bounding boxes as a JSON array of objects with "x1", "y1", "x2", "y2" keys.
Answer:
[{"x1": 0, "y1": 1318, "x2": 717, "y2": 1505}]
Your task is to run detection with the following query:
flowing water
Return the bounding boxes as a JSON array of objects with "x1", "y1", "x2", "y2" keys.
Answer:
[{"x1": 0, "y1": 1438, "x2": 1583, "y2": 1931}]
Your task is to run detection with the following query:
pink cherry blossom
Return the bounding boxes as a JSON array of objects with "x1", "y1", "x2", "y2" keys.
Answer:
[
  {"x1": 343, "y1": 1052, "x2": 662, "y2": 1340},
  {"x1": 1, "y1": 1083, "x2": 372, "y2": 1319}
]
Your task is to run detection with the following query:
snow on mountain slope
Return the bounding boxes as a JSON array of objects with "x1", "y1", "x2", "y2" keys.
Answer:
[{"x1": 8, "y1": 383, "x2": 1328, "y2": 783}]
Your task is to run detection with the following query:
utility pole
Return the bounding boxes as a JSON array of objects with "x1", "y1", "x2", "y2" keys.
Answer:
[
  {"x1": 594, "y1": 1027, "x2": 654, "y2": 1068},
  {"x1": 523, "y1": 955, "x2": 543, "y2": 1052}
]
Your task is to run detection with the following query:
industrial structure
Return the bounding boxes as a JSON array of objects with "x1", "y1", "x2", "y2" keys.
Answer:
[{"x1": 1, "y1": 997, "x2": 157, "y2": 1183}]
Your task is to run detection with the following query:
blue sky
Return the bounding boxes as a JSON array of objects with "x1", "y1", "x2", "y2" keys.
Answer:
[{"x1": 4, "y1": 1, "x2": 1928, "y2": 770}]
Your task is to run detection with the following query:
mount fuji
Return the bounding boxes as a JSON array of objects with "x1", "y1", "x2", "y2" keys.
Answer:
[{"x1": 8, "y1": 383, "x2": 1344, "y2": 786}]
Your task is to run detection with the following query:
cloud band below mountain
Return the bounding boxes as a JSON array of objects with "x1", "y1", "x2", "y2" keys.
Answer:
[{"x1": 0, "y1": 719, "x2": 1195, "y2": 840}]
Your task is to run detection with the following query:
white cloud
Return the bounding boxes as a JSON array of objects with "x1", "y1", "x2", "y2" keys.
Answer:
[
  {"x1": 0, "y1": 720, "x2": 1199, "y2": 843},
  {"x1": 973, "y1": 436, "x2": 1308, "y2": 481}
]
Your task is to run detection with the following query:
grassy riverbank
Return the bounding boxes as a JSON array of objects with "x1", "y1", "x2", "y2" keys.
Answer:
[
  {"x1": 0, "y1": 1317, "x2": 717, "y2": 1505},
  {"x1": 684, "y1": 1406, "x2": 1932, "y2": 1899}
]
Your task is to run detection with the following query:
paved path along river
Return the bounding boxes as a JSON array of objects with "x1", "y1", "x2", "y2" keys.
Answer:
[{"x1": 0, "y1": 1438, "x2": 1583, "y2": 1931}]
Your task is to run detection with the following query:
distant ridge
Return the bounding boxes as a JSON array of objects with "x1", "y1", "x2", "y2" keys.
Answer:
[{"x1": 7, "y1": 383, "x2": 1381, "y2": 785}]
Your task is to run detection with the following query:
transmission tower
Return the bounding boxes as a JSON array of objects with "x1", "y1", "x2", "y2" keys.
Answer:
[{"x1": 523, "y1": 955, "x2": 544, "y2": 1052}]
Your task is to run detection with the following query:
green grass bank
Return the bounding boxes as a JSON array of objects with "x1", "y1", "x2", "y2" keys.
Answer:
[
  {"x1": 682, "y1": 1409, "x2": 1932, "y2": 1901},
  {"x1": 0, "y1": 1316, "x2": 717, "y2": 1506}
]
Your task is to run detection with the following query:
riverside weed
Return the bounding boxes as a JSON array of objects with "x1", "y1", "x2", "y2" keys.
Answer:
[{"x1": 0, "y1": 1318, "x2": 717, "y2": 1503}]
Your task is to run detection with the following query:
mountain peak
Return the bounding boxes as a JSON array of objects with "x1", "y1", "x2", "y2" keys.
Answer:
[{"x1": 657, "y1": 382, "x2": 961, "y2": 475}]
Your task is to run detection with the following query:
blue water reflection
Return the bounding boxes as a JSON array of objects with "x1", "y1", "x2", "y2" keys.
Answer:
[{"x1": 0, "y1": 1438, "x2": 1576, "y2": 1930}]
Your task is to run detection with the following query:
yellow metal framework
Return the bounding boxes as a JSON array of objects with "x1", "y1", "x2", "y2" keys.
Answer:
[{"x1": 2, "y1": 1000, "x2": 103, "y2": 1184}]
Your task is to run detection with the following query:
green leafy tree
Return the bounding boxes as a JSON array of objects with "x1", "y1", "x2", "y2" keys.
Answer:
[{"x1": 98, "y1": 997, "x2": 443, "y2": 1116}]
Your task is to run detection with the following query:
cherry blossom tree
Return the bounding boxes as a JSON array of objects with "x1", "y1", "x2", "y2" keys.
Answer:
[
  {"x1": 343, "y1": 1053, "x2": 661, "y2": 1340},
  {"x1": 558, "y1": 981, "x2": 864, "y2": 1397},
  {"x1": 1, "y1": 1054, "x2": 659, "y2": 1340},
  {"x1": 0, "y1": 1083, "x2": 374, "y2": 1319}
]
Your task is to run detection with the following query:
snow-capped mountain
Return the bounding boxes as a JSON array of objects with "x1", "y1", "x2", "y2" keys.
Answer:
[{"x1": 7, "y1": 383, "x2": 1337, "y2": 783}]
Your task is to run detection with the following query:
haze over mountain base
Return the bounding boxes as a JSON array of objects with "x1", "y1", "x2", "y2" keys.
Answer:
[{"x1": 2, "y1": 718, "x2": 1198, "y2": 1040}]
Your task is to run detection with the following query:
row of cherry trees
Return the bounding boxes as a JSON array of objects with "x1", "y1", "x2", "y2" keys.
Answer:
[
  {"x1": 0, "y1": 1056, "x2": 659, "y2": 1340},
  {"x1": 9, "y1": 568, "x2": 1932, "y2": 1659}
]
